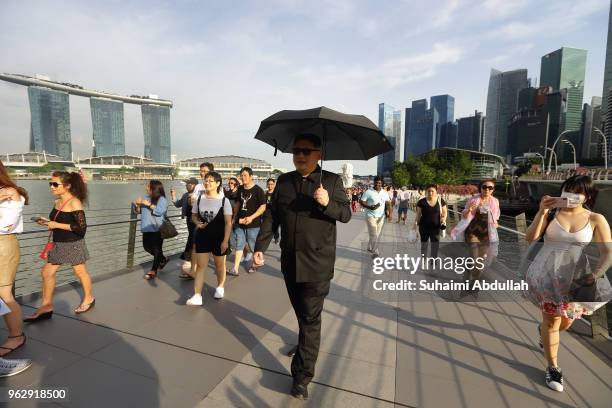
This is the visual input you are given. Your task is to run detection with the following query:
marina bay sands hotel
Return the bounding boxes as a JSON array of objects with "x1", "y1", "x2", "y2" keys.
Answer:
[{"x1": 0, "y1": 73, "x2": 173, "y2": 163}]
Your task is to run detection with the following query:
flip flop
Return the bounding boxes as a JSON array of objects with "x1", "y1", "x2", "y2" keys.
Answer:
[
  {"x1": 226, "y1": 268, "x2": 240, "y2": 276},
  {"x1": 0, "y1": 334, "x2": 26, "y2": 357},
  {"x1": 75, "y1": 298, "x2": 96, "y2": 314},
  {"x1": 178, "y1": 273, "x2": 194, "y2": 280},
  {"x1": 144, "y1": 271, "x2": 157, "y2": 280}
]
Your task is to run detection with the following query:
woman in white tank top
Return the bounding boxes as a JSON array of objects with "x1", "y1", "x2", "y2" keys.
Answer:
[{"x1": 524, "y1": 175, "x2": 612, "y2": 392}]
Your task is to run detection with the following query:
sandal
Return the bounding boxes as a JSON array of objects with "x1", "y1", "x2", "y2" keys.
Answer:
[
  {"x1": 144, "y1": 271, "x2": 157, "y2": 280},
  {"x1": 226, "y1": 268, "x2": 240, "y2": 276},
  {"x1": 75, "y1": 298, "x2": 96, "y2": 314},
  {"x1": 0, "y1": 333, "x2": 26, "y2": 357},
  {"x1": 179, "y1": 273, "x2": 194, "y2": 280}
]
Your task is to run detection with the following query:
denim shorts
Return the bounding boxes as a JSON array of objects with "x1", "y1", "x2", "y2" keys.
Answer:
[{"x1": 231, "y1": 226, "x2": 260, "y2": 251}]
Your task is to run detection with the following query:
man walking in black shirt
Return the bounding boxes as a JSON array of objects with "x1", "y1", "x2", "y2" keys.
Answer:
[{"x1": 253, "y1": 134, "x2": 351, "y2": 400}]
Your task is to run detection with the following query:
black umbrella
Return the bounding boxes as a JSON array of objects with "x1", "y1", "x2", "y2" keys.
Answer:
[{"x1": 254, "y1": 107, "x2": 393, "y2": 179}]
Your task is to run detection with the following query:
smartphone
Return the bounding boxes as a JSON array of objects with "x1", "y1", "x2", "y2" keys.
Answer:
[
  {"x1": 549, "y1": 197, "x2": 569, "y2": 208},
  {"x1": 30, "y1": 216, "x2": 49, "y2": 224}
]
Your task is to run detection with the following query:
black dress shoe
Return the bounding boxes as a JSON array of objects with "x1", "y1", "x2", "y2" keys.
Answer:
[
  {"x1": 291, "y1": 383, "x2": 308, "y2": 400},
  {"x1": 23, "y1": 311, "x2": 53, "y2": 323},
  {"x1": 287, "y1": 345, "x2": 298, "y2": 357}
]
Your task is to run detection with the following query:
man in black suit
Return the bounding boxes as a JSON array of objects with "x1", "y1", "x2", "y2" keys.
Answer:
[{"x1": 253, "y1": 133, "x2": 351, "y2": 400}]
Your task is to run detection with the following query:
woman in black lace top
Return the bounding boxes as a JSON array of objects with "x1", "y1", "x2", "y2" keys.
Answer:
[{"x1": 24, "y1": 171, "x2": 96, "y2": 323}]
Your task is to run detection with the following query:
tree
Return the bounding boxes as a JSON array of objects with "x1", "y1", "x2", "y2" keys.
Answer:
[
  {"x1": 414, "y1": 165, "x2": 436, "y2": 187},
  {"x1": 391, "y1": 162, "x2": 410, "y2": 187}
]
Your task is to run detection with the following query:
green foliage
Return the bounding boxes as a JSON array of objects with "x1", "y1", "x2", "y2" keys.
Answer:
[{"x1": 392, "y1": 151, "x2": 474, "y2": 187}]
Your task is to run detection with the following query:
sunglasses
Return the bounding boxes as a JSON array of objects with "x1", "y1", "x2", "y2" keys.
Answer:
[
  {"x1": 49, "y1": 182, "x2": 63, "y2": 188},
  {"x1": 481, "y1": 185, "x2": 494, "y2": 190},
  {"x1": 292, "y1": 147, "x2": 320, "y2": 156}
]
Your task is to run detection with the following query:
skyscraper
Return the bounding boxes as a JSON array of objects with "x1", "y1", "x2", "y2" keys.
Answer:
[
  {"x1": 393, "y1": 110, "x2": 403, "y2": 163},
  {"x1": 540, "y1": 47, "x2": 587, "y2": 133},
  {"x1": 601, "y1": 2, "x2": 612, "y2": 120},
  {"x1": 90, "y1": 97, "x2": 125, "y2": 156},
  {"x1": 28, "y1": 86, "x2": 72, "y2": 160},
  {"x1": 405, "y1": 99, "x2": 437, "y2": 158},
  {"x1": 403, "y1": 107, "x2": 412, "y2": 160},
  {"x1": 438, "y1": 121, "x2": 458, "y2": 148},
  {"x1": 484, "y1": 68, "x2": 529, "y2": 159},
  {"x1": 456, "y1": 111, "x2": 485, "y2": 151},
  {"x1": 142, "y1": 104, "x2": 171, "y2": 163},
  {"x1": 430, "y1": 94, "x2": 455, "y2": 147},
  {"x1": 377, "y1": 103, "x2": 402, "y2": 176},
  {"x1": 581, "y1": 97, "x2": 602, "y2": 160}
]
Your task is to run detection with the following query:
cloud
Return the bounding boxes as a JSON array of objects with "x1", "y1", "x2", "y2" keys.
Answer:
[{"x1": 295, "y1": 43, "x2": 464, "y2": 91}]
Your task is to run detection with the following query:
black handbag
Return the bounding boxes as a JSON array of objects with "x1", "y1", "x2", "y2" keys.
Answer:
[{"x1": 159, "y1": 216, "x2": 178, "y2": 239}]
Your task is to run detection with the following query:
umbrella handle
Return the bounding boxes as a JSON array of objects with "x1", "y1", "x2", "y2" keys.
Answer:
[{"x1": 320, "y1": 123, "x2": 326, "y2": 185}]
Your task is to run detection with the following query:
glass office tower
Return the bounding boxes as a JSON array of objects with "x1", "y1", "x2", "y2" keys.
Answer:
[
  {"x1": 484, "y1": 68, "x2": 529, "y2": 158},
  {"x1": 540, "y1": 47, "x2": 587, "y2": 132},
  {"x1": 142, "y1": 104, "x2": 171, "y2": 163},
  {"x1": 377, "y1": 103, "x2": 401, "y2": 176},
  {"x1": 90, "y1": 97, "x2": 125, "y2": 156},
  {"x1": 28, "y1": 86, "x2": 72, "y2": 160}
]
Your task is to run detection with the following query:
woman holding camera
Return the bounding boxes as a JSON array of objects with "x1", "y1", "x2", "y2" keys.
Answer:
[{"x1": 524, "y1": 175, "x2": 611, "y2": 393}]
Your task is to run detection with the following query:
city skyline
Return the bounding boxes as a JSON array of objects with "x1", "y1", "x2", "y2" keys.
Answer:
[{"x1": 0, "y1": 0, "x2": 609, "y2": 174}]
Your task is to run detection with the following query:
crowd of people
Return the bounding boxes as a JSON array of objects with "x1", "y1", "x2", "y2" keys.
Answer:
[{"x1": 0, "y1": 147, "x2": 610, "y2": 396}]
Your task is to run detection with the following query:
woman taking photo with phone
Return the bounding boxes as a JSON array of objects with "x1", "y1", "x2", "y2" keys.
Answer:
[
  {"x1": 134, "y1": 180, "x2": 169, "y2": 280},
  {"x1": 523, "y1": 175, "x2": 611, "y2": 392},
  {"x1": 24, "y1": 171, "x2": 95, "y2": 322},
  {"x1": 0, "y1": 161, "x2": 28, "y2": 354},
  {"x1": 187, "y1": 171, "x2": 232, "y2": 304}
]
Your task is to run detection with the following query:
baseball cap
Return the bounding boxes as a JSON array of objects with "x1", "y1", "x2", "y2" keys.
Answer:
[{"x1": 183, "y1": 177, "x2": 199, "y2": 185}]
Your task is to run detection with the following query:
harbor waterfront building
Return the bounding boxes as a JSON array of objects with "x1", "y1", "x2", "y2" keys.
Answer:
[
  {"x1": 142, "y1": 105, "x2": 171, "y2": 164},
  {"x1": 377, "y1": 103, "x2": 402, "y2": 176},
  {"x1": 28, "y1": 86, "x2": 72, "y2": 161},
  {"x1": 484, "y1": 68, "x2": 529, "y2": 160},
  {"x1": 405, "y1": 99, "x2": 437, "y2": 158},
  {"x1": 0, "y1": 73, "x2": 173, "y2": 163},
  {"x1": 175, "y1": 155, "x2": 274, "y2": 179},
  {"x1": 540, "y1": 47, "x2": 587, "y2": 163},
  {"x1": 90, "y1": 97, "x2": 125, "y2": 157},
  {"x1": 456, "y1": 111, "x2": 485, "y2": 152}
]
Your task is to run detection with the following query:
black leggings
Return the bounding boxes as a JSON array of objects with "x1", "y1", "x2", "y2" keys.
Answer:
[
  {"x1": 419, "y1": 226, "x2": 440, "y2": 258},
  {"x1": 142, "y1": 231, "x2": 165, "y2": 271}
]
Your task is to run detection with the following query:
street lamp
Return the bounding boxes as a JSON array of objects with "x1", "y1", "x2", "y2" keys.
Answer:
[
  {"x1": 592, "y1": 127, "x2": 608, "y2": 169},
  {"x1": 544, "y1": 147, "x2": 558, "y2": 172},
  {"x1": 563, "y1": 140, "x2": 577, "y2": 169},
  {"x1": 548, "y1": 129, "x2": 574, "y2": 173}
]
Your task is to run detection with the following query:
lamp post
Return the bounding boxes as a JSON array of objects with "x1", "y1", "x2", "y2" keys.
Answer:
[
  {"x1": 547, "y1": 129, "x2": 574, "y2": 173},
  {"x1": 592, "y1": 127, "x2": 608, "y2": 169},
  {"x1": 563, "y1": 140, "x2": 577, "y2": 169},
  {"x1": 544, "y1": 147, "x2": 558, "y2": 172}
]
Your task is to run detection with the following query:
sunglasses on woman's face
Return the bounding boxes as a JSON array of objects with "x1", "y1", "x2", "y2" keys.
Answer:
[
  {"x1": 481, "y1": 185, "x2": 494, "y2": 190},
  {"x1": 49, "y1": 182, "x2": 63, "y2": 188}
]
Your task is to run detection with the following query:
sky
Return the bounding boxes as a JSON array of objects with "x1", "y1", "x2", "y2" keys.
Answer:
[{"x1": 0, "y1": 0, "x2": 609, "y2": 174}]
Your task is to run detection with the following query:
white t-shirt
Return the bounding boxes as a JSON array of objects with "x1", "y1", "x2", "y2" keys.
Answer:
[
  {"x1": 192, "y1": 193, "x2": 233, "y2": 223},
  {"x1": 0, "y1": 196, "x2": 25, "y2": 234},
  {"x1": 191, "y1": 183, "x2": 204, "y2": 200}
]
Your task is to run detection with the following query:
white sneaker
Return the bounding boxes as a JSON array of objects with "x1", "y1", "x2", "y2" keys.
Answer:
[
  {"x1": 0, "y1": 358, "x2": 33, "y2": 377},
  {"x1": 214, "y1": 287, "x2": 225, "y2": 299},
  {"x1": 186, "y1": 294, "x2": 203, "y2": 306},
  {"x1": 181, "y1": 262, "x2": 192, "y2": 272}
]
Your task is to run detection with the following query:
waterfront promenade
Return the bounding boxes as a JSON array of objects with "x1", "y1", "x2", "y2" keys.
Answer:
[{"x1": 1, "y1": 211, "x2": 611, "y2": 407}]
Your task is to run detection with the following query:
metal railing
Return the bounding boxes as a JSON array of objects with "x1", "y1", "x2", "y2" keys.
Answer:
[
  {"x1": 14, "y1": 206, "x2": 190, "y2": 297},
  {"x1": 445, "y1": 203, "x2": 610, "y2": 340}
]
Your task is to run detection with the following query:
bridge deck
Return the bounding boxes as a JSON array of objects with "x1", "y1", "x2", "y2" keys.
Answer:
[{"x1": 1, "y1": 211, "x2": 610, "y2": 407}]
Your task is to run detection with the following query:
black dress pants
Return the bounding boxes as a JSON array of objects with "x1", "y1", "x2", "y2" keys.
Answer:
[
  {"x1": 180, "y1": 220, "x2": 195, "y2": 261},
  {"x1": 419, "y1": 226, "x2": 440, "y2": 258},
  {"x1": 142, "y1": 231, "x2": 165, "y2": 271},
  {"x1": 283, "y1": 273, "x2": 331, "y2": 385}
]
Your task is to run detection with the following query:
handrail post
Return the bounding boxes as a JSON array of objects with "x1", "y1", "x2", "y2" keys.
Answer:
[
  {"x1": 127, "y1": 205, "x2": 138, "y2": 268},
  {"x1": 515, "y1": 213, "x2": 527, "y2": 241},
  {"x1": 590, "y1": 307, "x2": 609, "y2": 339}
]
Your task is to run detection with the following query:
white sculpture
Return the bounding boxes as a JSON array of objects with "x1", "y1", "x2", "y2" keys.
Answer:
[{"x1": 340, "y1": 162, "x2": 354, "y2": 188}]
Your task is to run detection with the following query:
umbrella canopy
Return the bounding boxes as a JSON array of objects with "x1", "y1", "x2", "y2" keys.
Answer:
[{"x1": 254, "y1": 106, "x2": 393, "y2": 160}]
